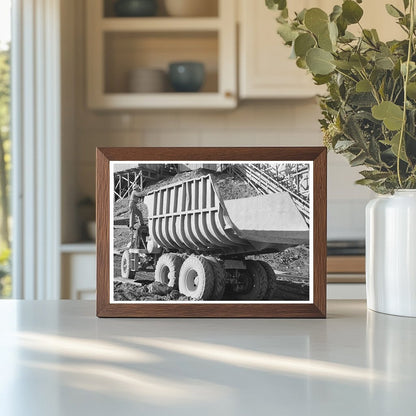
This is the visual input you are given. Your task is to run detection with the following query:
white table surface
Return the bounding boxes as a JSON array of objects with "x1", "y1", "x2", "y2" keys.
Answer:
[{"x1": 0, "y1": 300, "x2": 415, "y2": 416}]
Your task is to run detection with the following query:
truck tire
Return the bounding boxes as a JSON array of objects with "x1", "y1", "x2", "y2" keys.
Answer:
[
  {"x1": 178, "y1": 255, "x2": 215, "y2": 300},
  {"x1": 235, "y1": 260, "x2": 268, "y2": 300},
  {"x1": 257, "y1": 260, "x2": 277, "y2": 300},
  {"x1": 205, "y1": 256, "x2": 226, "y2": 300},
  {"x1": 155, "y1": 253, "x2": 184, "y2": 288},
  {"x1": 121, "y1": 250, "x2": 136, "y2": 279}
]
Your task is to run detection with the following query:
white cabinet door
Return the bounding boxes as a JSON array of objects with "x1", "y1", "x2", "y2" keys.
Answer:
[
  {"x1": 239, "y1": 0, "x2": 326, "y2": 99},
  {"x1": 238, "y1": 0, "x2": 404, "y2": 99},
  {"x1": 62, "y1": 253, "x2": 96, "y2": 300}
]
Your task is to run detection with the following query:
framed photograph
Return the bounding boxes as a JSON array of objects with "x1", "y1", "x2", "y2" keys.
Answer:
[{"x1": 96, "y1": 147, "x2": 327, "y2": 318}]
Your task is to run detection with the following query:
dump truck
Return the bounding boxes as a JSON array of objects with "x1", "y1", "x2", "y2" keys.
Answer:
[{"x1": 120, "y1": 173, "x2": 309, "y2": 300}]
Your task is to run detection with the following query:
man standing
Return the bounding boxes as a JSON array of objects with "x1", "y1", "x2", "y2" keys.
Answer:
[
  {"x1": 129, "y1": 187, "x2": 144, "y2": 230},
  {"x1": 128, "y1": 187, "x2": 148, "y2": 249}
]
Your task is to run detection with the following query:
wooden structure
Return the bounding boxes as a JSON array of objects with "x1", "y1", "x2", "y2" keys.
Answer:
[
  {"x1": 113, "y1": 164, "x2": 178, "y2": 201},
  {"x1": 231, "y1": 163, "x2": 310, "y2": 224}
]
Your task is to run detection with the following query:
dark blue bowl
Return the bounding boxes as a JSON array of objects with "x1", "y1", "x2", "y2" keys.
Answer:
[
  {"x1": 168, "y1": 62, "x2": 205, "y2": 93},
  {"x1": 114, "y1": 0, "x2": 157, "y2": 17}
]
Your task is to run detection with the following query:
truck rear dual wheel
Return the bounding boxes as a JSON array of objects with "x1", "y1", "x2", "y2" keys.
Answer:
[
  {"x1": 154, "y1": 253, "x2": 184, "y2": 288},
  {"x1": 205, "y1": 256, "x2": 226, "y2": 300},
  {"x1": 178, "y1": 255, "x2": 215, "y2": 300},
  {"x1": 257, "y1": 260, "x2": 277, "y2": 300},
  {"x1": 234, "y1": 260, "x2": 268, "y2": 300}
]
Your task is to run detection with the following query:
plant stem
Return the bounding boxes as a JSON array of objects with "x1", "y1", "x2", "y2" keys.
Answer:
[{"x1": 397, "y1": 0, "x2": 415, "y2": 188}]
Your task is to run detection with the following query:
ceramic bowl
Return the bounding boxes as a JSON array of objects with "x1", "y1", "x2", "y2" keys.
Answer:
[
  {"x1": 164, "y1": 0, "x2": 217, "y2": 17},
  {"x1": 128, "y1": 68, "x2": 167, "y2": 93},
  {"x1": 114, "y1": 0, "x2": 158, "y2": 17},
  {"x1": 168, "y1": 62, "x2": 205, "y2": 92}
]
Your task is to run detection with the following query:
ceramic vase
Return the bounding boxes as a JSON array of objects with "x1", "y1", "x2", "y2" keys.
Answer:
[{"x1": 366, "y1": 190, "x2": 416, "y2": 317}]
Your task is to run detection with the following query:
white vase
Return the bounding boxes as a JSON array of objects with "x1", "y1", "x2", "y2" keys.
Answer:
[{"x1": 366, "y1": 190, "x2": 416, "y2": 317}]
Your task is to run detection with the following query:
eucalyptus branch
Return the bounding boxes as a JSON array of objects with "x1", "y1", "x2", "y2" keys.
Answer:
[
  {"x1": 397, "y1": 0, "x2": 415, "y2": 188},
  {"x1": 334, "y1": 68, "x2": 358, "y2": 83}
]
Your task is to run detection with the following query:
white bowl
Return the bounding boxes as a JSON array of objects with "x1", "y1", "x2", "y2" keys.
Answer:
[
  {"x1": 128, "y1": 68, "x2": 167, "y2": 93},
  {"x1": 164, "y1": 0, "x2": 218, "y2": 17}
]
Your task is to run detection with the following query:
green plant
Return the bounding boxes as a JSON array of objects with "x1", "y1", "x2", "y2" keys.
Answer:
[
  {"x1": 0, "y1": 246, "x2": 11, "y2": 298},
  {"x1": 266, "y1": 0, "x2": 416, "y2": 193}
]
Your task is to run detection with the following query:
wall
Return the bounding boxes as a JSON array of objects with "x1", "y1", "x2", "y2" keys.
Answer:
[{"x1": 61, "y1": 0, "x2": 374, "y2": 243}]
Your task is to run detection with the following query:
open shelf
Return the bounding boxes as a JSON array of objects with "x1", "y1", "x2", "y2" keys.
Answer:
[
  {"x1": 101, "y1": 17, "x2": 220, "y2": 32},
  {"x1": 87, "y1": 0, "x2": 236, "y2": 109},
  {"x1": 103, "y1": 0, "x2": 219, "y2": 18},
  {"x1": 104, "y1": 31, "x2": 218, "y2": 94}
]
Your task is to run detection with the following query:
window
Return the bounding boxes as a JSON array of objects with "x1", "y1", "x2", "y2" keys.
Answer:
[{"x1": 0, "y1": 0, "x2": 11, "y2": 298}]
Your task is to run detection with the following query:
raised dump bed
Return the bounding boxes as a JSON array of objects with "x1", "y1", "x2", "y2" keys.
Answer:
[{"x1": 121, "y1": 174, "x2": 309, "y2": 301}]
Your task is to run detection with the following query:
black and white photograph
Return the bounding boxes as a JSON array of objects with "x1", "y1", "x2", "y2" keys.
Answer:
[{"x1": 110, "y1": 161, "x2": 313, "y2": 303}]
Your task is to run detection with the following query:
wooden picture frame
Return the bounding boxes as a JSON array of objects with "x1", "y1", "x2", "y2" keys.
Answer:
[{"x1": 96, "y1": 147, "x2": 327, "y2": 318}]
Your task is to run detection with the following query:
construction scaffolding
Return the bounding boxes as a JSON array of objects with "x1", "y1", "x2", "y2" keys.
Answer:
[
  {"x1": 113, "y1": 164, "x2": 178, "y2": 201},
  {"x1": 230, "y1": 163, "x2": 310, "y2": 225}
]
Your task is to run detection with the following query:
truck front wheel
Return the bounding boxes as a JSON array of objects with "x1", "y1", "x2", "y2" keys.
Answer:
[{"x1": 121, "y1": 250, "x2": 136, "y2": 279}]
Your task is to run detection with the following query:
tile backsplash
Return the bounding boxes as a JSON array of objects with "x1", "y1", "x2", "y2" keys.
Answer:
[
  {"x1": 71, "y1": 100, "x2": 373, "y2": 241},
  {"x1": 64, "y1": 0, "x2": 374, "y2": 242}
]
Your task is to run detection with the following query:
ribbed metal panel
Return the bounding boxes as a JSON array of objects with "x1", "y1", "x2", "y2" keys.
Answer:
[{"x1": 144, "y1": 175, "x2": 247, "y2": 253}]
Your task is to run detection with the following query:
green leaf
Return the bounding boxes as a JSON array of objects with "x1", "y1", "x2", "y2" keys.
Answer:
[
  {"x1": 372, "y1": 101, "x2": 404, "y2": 131},
  {"x1": 350, "y1": 151, "x2": 368, "y2": 167},
  {"x1": 313, "y1": 74, "x2": 332, "y2": 85},
  {"x1": 328, "y1": 21, "x2": 338, "y2": 44},
  {"x1": 350, "y1": 54, "x2": 368, "y2": 70},
  {"x1": 304, "y1": 8, "x2": 329, "y2": 35},
  {"x1": 277, "y1": 23, "x2": 298, "y2": 43},
  {"x1": 375, "y1": 55, "x2": 395, "y2": 70},
  {"x1": 356, "y1": 79, "x2": 372, "y2": 92},
  {"x1": 385, "y1": 132, "x2": 409, "y2": 162},
  {"x1": 333, "y1": 60, "x2": 353, "y2": 70},
  {"x1": 266, "y1": 0, "x2": 287, "y2": 11},
  {"x1": 385, "y1": 4, "x2": 404, "y2": 18},
  {"x1": 296, "y1": 57, "x2": 308, "y2": 69},
  {"x1": 336, "y1": 15, "x2": 348, "y2": 36},
  {"x1": 342, "y1": 0, "x2": 364, "y2": 24},
  {"x1": 407, "y1": 82, "x2": 416, "y2": 99},
  {"x1": 296, "y1": 8, "x2": 307, "y2": 23},
  {"x1": 371, "y1": 29, "x2": 380, "y2": 42},
  {"x1": 330, "y1": 5, "x2": 342, "y2": 22},
  {"x1": 306, "y1": 48, "x2": 335, "y2": 75},
  {"x1": 294, "y1": 33, "x2": 316, "y2": 58},
  {"x1": 318, "y1": 27, "x2": 334, "y2": 52},
  {"x1": 334, "y1": 140, "x2": 355, "y2": 152},
  {"x1": 360, "y1": 170, "x2": 391, "y2": 181},
  {"x1": 339, "y1": 31, "x2": 356, "y2": 43}
]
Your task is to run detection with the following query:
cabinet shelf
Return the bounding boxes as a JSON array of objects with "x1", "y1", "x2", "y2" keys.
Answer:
[
  {"x1": 86, "y1": 0, "x2": 236, "y2": 110},
  {"x1": 101, "y1": 17, "x2": 221, "y2": 32},
  {"x1": 90, "y1": 92, "x2": 235, "y2": 110}
]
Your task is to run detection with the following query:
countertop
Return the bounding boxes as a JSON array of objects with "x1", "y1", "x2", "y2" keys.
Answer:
[{"x1": 0, "y1": 300, "x2": 415, "y2": 415}]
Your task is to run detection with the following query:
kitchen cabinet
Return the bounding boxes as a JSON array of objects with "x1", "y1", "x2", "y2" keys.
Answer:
[
  {"x1": 238, "y1": 0, "x2": 404, "y2": 99},
  {"x1": 238, "y1": 0, "x2": 325, "y2": 99},
  {"x1": 61, "y1": 244, "x2": 96, "y2": 300},
  {"x1": 86, "y1": 0, "x2": 237, "y2": 109}
]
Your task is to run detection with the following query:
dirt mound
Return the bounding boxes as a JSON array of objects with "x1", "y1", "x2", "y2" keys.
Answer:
[
  {"x1": 113, "y1": 280, "x2": 192, "y2": 302},
  {"x1": 250, "y1": 245, "x2": 309, "y2": 280}
]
